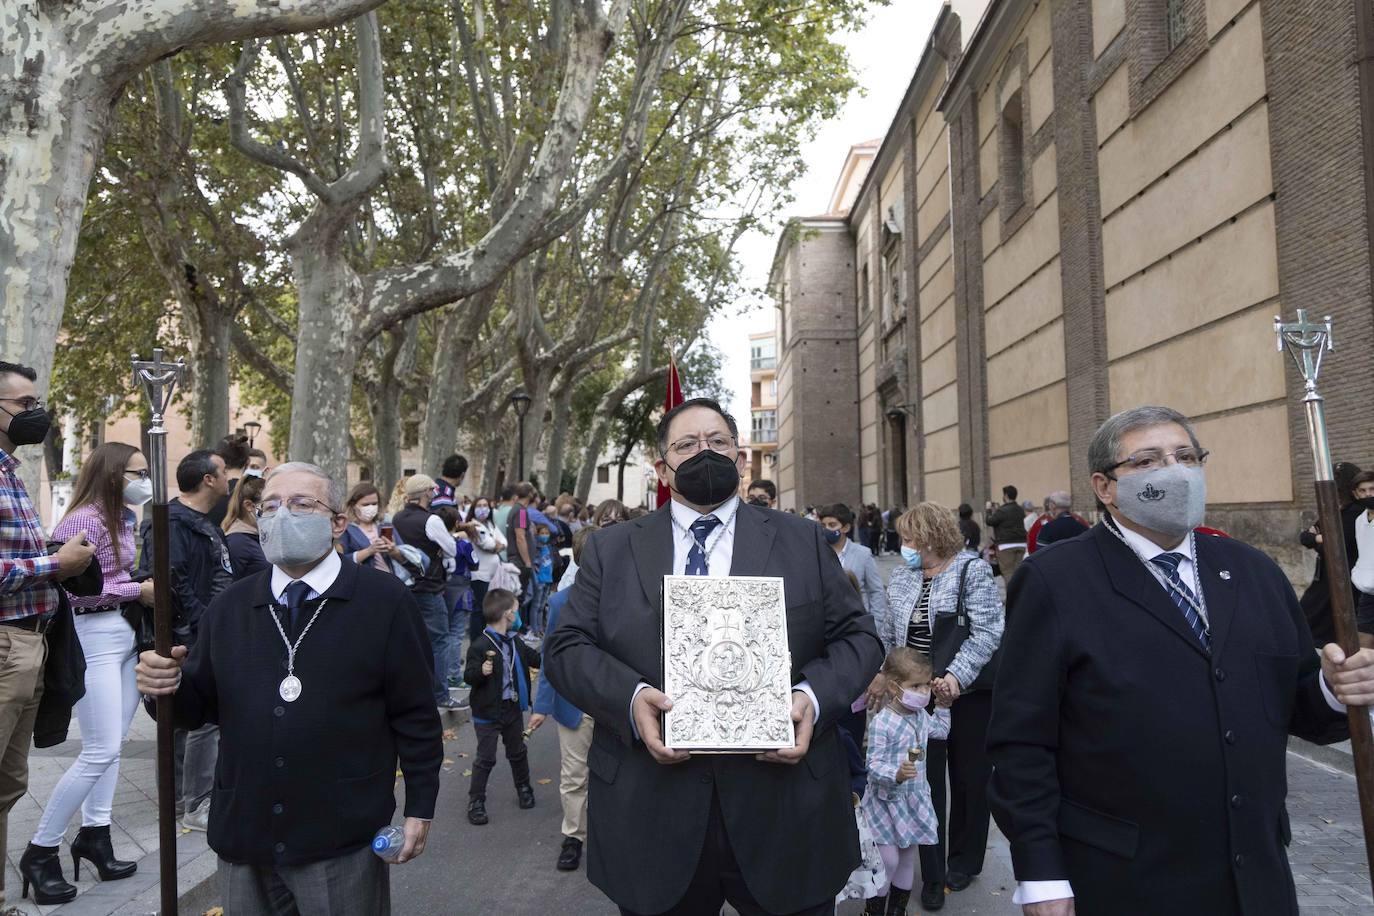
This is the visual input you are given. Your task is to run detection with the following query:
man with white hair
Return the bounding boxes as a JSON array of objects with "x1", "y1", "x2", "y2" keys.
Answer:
[
  {"x1": 136, "y1": 462, "x2": 442, "y2": 915},
  {"x1": 1027, "y1": 491, "x2": 1089, "y2": 554}
]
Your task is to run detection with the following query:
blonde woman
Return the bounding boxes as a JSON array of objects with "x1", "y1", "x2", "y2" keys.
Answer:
[{"x1": 875, "y1": 503, "x2": 1004, "y2": 909}]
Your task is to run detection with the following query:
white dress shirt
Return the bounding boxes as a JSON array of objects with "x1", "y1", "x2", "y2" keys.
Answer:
[
  {"x1": 630, "y1": 496, "x2": 819, "y2": 733},
  {"x1": 270, "y1": 549, "x2": 342, "y2": 604},
  {"x1": 1352, "y1": 511, "x2": 1374, "y2": 594},
  {"x1": 1016, "y1": 520, "x2": 1345, "y2": 907}
]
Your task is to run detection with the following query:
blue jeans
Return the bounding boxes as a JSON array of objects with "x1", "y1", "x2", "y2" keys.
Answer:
[
  {"x1": 412, "y1": 591, "x2": 451, "y2": 703},
  {"x1": 526, "y1": 580, "x2": 552, "y2": 634},
  {"x1": 444, "y1": 577, "x2": 472, "y2": 682}
]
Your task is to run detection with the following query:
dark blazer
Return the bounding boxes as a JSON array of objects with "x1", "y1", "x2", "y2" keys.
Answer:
[
  {"x1": 987, "y1": 523, "x2": 1349, "y2": 915},
  {"x1": 464, "y1": 627, "x2": 539, "y2": 722},
  {"x1": 543, "y1": 502, "x2": 884, "y2": 915},
  {"x1": 171, "y1": 558, "x2": 443, "y2": 867}
]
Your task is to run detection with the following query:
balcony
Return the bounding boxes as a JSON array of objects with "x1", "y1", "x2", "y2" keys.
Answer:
[
  {"x1": 750, "y1": 356, "x2": 776, "y2": 371},
  {"x1": 752, "y1": 429, "x2": 778, "y2": 444}
]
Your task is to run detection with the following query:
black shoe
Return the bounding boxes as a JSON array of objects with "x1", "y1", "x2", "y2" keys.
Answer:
[
  {"x1": 920, "y1": 881, "x2": 945, "y2": 911},
  {"x1": 945, "y1": 870, "x2": 974, "y2": 892},
  {"x1": 556, "y1": 836, "x2": 582, "y2": 871},
  {"x1": 467, "y1": 798, "x2": 489, "y2": 826},
  {"x1": 887, "y1": 887, "x2": 911, "y2": 916},
  {"x1": 517, "y1": 783, "x2": 536, "y2": 809},
  {"x1": 863, "y1": 894, "x2": 887, "y2": 915},
  {"x1": 19, "y1": 843, "x2": 77, "y2": 905},
  {"x1": 71, "y1": 825, "x2": 137, "y2": 882}
]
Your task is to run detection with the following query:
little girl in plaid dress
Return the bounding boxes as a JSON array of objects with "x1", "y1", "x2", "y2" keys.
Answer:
[{"x1": 861, "y1": 647, "x2": 950, "y2": 916}]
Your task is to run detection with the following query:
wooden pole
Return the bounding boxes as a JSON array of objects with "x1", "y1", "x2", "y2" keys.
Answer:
[
  {"x1": 152, "y1": 503, "x2": 177, "y2": 916},
  {"x1": 133, "y1": 349, "x2": 184, "y2": 916},
  {"x1": 1276, "y1": 312, "x2": 1374, "y2": 894}
]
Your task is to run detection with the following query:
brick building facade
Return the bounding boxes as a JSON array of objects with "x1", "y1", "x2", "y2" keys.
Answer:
[{"x1": 769, "y1": 0, "x2": 1374, "y2": 574}]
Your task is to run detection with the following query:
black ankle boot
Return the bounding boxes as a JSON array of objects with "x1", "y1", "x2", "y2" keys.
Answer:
[
  {"x1": 863, "y1": 893, "x2": 888, "y2": 915},
  {"x1": 467, "y1": 797, "x2": 489, "y2": 825},
  {"x1": 887, "y1": 887, "x2": 911, "y2": 916},
  {"x1": 71, "y1": 825, "x2": 137, "y2": 882},
  {"x1": 19, "y1": 843, "x2": 77, "y2": 905},
  {"x1": 920, "y1": 880, "x2": 945, "y2": 911}
]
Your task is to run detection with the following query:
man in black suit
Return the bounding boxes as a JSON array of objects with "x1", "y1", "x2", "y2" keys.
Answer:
[
  {"x1": 544, "y1": 398, "x2": 884, "y2": 916},
  {"x1": 137, "y1": 462, "x2": 442, "y2": 916},
  {"x1": 988, "y1": 405, "x2": 1374, "y2": 916}
]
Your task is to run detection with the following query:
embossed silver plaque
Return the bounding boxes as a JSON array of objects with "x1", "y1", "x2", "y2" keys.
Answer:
[{"x1": 661, "y1": 575, "x2": 795, "y2": 752}]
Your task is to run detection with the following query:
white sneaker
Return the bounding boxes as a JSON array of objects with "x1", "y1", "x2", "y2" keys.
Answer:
[{"x1": 182, "y1": 801, "x2": 211, "y2": 832}]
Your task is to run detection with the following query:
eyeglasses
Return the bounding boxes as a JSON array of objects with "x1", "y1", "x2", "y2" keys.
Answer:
[
  {"x1": 123, "y1": 469, "x2": 150, "y2": 480},
  {"x1": 1106, "y1": 446, "x2": 1210, "y2": 475},
  {"x1": 665, "y1": 434, "x2": 736, "y2": 458},
  {"x1": 254, "y1": 495, "x2": 339, "y2": 518},
  {"x1": 0, "y1": 397, "x2": 42, "y2": 413}
]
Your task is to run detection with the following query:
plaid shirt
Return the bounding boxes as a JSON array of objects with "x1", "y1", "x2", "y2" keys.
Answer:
[
  {"x1": 52, "y1": 503, "x2": 141, "y2": 609},
  {"x1": 0, "y1": 450, "x2": 61, "y2": 621}
]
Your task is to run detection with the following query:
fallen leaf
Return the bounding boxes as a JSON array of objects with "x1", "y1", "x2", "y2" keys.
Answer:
[
  {"x1": 442, "y1": 728, "x2": 458, "y2": 741},
  {"x1": 537, "y1": 778, "x2": 552, "y2": 785},
  {"x1": 204, "y1": 908, "x2": 225, "y2": 916},
  {"x1": 458, "y1": 752, "x2": 469, "y2": 758},
  {"x1": 396, "y1": 769, "x2": 404, "y2": 777},
  {"x1": 463, "y1": 769, "x2": 473, "y2": 777},
  {"x1": 443, "y1": 758, "x2": 454, "y2": 766}
]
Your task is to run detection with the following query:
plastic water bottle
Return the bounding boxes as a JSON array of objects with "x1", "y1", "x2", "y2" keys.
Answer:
[{"x1": 372, "y1": 826, "x2": 405, "y2": 861}]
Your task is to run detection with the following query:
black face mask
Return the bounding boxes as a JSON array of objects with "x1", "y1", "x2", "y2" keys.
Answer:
[
  {"x1": 670, "y1": 450, "x2": 740, "y2": 508},
  {"x1": 747, "y1": 496, "x2": 770, "y2": 507},
  {"x1": 1361, "y1": 496, "x2": 1374, "y2": 512},
  {"x1": 1, "y1": 406, "x2": 51, "y2": 447}
]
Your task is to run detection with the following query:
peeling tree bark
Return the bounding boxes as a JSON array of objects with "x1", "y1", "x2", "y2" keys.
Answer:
[{"x1": 0, "y1": 0, "x2": 387, "y2": 479}]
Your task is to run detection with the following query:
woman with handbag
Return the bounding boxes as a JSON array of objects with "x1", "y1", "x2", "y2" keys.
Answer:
[
  {"x1": 24, "y1": 443, "x2": 154, "y2": 903},
  {"x1": 869, "y1": 503, "x2": 1004, "y2": 912}
]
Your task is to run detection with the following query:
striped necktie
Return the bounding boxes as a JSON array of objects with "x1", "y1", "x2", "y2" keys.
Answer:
[
  {"x1": 685, "y1": 516, "x2": 722, "y2": 575},
  {"x1": 1149, "y1": 552, "x2": 1210, "y2": 651}
]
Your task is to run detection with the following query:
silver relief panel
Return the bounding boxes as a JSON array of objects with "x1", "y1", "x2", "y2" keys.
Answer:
[{"x1": 661, "y1": 575, "x2": 795, "y2": 752}]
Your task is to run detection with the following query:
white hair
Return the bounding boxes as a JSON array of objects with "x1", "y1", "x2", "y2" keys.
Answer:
[{"x1": 265, "y1": 462, "x2": 345, "y2": 511}]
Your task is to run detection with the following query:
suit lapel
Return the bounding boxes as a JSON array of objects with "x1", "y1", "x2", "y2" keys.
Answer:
[
  {"x1": 728, "y1": 504, "x2": 776, "y2": 578},
  {"x1": 1194, "y1": 533, "x2": 1237, "y2": 659},
  {"x1": 1092, "y1": 524, "x2": 1211, "y2": 660},
  {"x1": 630, "y1": 507, "x2": 674, "y2": 608}
]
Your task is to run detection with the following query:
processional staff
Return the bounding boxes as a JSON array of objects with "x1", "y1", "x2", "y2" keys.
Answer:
[
  {"x1": 1275, "y1": 310, "x2": 1374, "y2": 892},
  {"x1": 132, "y1": 349, "x2": 185, "y2": 916}
]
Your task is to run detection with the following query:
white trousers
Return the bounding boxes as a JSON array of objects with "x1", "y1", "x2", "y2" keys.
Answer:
[{"x1": 33, "y1": 612, "x2": 139, "y2": 846}]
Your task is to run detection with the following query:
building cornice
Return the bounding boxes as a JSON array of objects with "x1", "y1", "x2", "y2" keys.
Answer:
[
  {"x1": 847, "y1": 3, "x2": 957, "y2": 228},
  {"x1": 937, "y1": 0, "x2": 1028, "y2": 114},
  {"x1": 766, "y1": 217, "x2": 851, "y2": 295}
]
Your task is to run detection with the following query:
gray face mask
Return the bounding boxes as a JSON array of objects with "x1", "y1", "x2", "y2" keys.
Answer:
[
  {"x1": 1112, "y1": 464, "x2": 1206, "y2": 539},
  {"x1": 258, "y1": 510, "x2": 335, "y2": 567}
]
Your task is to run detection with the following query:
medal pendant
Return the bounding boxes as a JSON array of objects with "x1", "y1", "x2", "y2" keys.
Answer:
[{"x1": 279, "y1": 675, "x2": 302, "y2": 702}]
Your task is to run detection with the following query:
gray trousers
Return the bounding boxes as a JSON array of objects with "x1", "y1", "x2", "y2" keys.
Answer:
[
  {"x1": 173, "y1": 723, "x2": 219, "y2": 814},
  {"x1": 219, "y1": 843, "x2": 389, "y2": 916}
]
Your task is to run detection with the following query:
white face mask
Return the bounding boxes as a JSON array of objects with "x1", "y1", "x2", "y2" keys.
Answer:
[
  {"x1": 357, "y1": 504, "x2": 379, "y2": 522},
  {"x1": 123, "y1": 477, "x2": 154, "y2": 507},
  {"x1": 242, "y1": 467, "x2": 264, "y2": 478}
]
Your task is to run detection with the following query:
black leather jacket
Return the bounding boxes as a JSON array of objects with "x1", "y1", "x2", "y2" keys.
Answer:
[{"x1": 138, "y1": 499, "x2": 234, "y2": 644}]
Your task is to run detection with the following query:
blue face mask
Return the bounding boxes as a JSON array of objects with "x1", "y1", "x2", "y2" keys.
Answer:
[
  {"x1": 901, "y1": 546, "x2": 923, "y2": 570},
  {"x1": 823, "y1": 528, "x2": 842, "y2": 545},
  {"x1": 537, "y1": 534, "x2": 551, "y2": 544}
]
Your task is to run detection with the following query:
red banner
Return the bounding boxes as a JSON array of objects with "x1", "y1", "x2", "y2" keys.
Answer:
[{"x1": 657, "y1": 356, "x2": 684, "y2": 508}]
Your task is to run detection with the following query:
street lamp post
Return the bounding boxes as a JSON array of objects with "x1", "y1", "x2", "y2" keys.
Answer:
[
  {"x1": 510, "y1": 391, "x2": 533, "y2": 482},
  {"x1": 243, "y1": 420, "x2": 262, "y2": 448}
]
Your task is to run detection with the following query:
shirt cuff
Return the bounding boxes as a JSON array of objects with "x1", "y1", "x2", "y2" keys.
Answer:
[
  {"x1": 1321, "y1": 672, "x2": 1346, "y2": 713},
  {"x1": 629, "y1": 682, "x2": 651, "y2": 740},
  {"x1": 793, "y1": 682, "x2": 821, "y2": 725},
  {"x1": 1012, "y1": 880, "x2": 1074, "y2": 905}
]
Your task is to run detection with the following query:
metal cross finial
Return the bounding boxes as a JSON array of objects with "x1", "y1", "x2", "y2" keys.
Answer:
[
  {"x1": 1275, "y1": 309, "x2": 1334, "y2": 396},
  {"x1": 131, "y1": 349, "x2": 184, "y2": 435},
  {"x1": 1275, "y1": 310, "x2": 1336, "y2": 481},
  {"x1": 132, "y1": 349, "x2": 186, "y2": 505}
]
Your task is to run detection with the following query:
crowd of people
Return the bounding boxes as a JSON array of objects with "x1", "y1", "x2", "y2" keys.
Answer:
[{"x1": 1, "y1": 357, "x2": 1373, "y2": 915}]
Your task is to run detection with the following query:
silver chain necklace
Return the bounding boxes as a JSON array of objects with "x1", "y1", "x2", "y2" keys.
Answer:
[
  {"x1": 1104, "y1": 516, "x2": 1209, "y2": 628},
  {"x1": 670, "y1": 501, "x2": 738, "y2": 572},
  {"x1": 268, "y1": 597, "x2": 330, "y2": 702}
]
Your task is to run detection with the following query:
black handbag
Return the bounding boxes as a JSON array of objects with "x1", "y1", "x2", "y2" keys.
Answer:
[
  {"x1": 930, "y1": 558, "x2": 1000, "y2": 693},
  {"x1": 120, "y1": 601, "x2": 155, "y2": 653}
]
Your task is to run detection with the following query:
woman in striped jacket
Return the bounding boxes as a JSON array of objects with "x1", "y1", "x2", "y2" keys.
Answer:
[{"x1": 872, "y1": 503, "x2": 1004, "y2": 911}]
